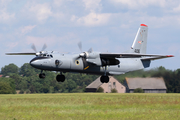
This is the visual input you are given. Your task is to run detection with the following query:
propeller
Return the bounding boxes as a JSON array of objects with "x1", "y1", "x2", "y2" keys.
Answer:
[
  {"x1": 31, "y1": 44, "x2": 37, "y2": 53},
  {"x1": 32, "y1": 44, "x2": 47, "y2": 56},
  {"x1": 74, "y1": 42, "x2": 93, "y2": 60},
  {"x1": 41, "y1": 44, "x2": 47, "y2": 51},
  {"x1": 78, "y1": 42, "x2": 92, "y2": 54},
  {"x1": 78, "y1": 42, "x2": 82, "y2": 52},
  {"x1": 87, "y1": 48, "x2": 93, "y2": 53}
]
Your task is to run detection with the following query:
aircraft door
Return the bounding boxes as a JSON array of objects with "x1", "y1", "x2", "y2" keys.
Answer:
[{"x1": 54, "y1": 58, "x2": 70, "y2": 69}]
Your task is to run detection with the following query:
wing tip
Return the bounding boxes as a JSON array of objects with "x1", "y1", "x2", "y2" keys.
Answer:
[
  {"x1": 166, "y1": 55, "x2": 174, "y2": 57},
  {"x1": 140, "y1": 24, "x2": 148, "y2": 27}
]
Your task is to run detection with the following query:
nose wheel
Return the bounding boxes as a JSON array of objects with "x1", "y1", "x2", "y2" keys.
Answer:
[
  {"x1": 39, "y1": 70, "x2": 46, "y2": 79},
  {"x1": 39, "y1": 73, "x2": 45, "y2": 79},
  {"x1": 56, "y1": 72, "x2": 65, "y2": 82}
]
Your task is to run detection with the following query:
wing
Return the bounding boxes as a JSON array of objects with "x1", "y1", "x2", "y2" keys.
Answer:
[
  {"x1": 100, "y1": 53, "x2": 174, "y2": 60},
  {"x1": 140, "y1": 55, "x2": 174, "y2": 61},
  {"x1": 6, "y1": 53, "x2": 36, "y2": 55}
]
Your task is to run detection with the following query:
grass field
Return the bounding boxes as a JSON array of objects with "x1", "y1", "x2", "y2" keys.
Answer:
[{"x1": 0, "y1": 93, "x2": 180, "y2": 120}]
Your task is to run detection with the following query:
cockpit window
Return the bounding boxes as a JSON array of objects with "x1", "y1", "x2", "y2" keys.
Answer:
[{"x1": 40, "y1": 54, "x2": 53, "y2": 58}]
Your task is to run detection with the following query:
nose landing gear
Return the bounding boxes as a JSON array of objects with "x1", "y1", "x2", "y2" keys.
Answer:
[{"x1": 39, "y1": 70, "x2": 46, "y2": 79}]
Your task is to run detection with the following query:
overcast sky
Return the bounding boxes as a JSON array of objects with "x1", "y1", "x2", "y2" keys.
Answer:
[{"x1": 1, "y1": 0, "x2": 180, "y2": 70}]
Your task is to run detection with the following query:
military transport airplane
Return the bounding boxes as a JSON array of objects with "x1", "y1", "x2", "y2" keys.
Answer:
[{"x1": 6, "y1": 24, "x2": 174, "y2": 83}]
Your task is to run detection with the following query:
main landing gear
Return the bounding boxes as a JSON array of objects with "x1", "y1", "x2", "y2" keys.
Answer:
[
  {"x1": 100, "y1": 66, "x2": 109, "y2": 83},
  {"x1": 56, "y1": 72, "x2": 65, "y2": 82},
  {"x1": 100, "y1": 75, "x2": 109, "y2": 83}
]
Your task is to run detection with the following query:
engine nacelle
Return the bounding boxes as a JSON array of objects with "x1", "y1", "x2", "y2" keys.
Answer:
[
  {"x1": 85, "y1": 52, "x2": 120, "y2": 66},
  {"x1": 85, "y1": 52, "x2": 101, "y2": 66}
]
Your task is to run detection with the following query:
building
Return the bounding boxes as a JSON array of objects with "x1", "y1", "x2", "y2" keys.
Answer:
[
  {"x1": 86, "y1": 76, "x2": 125, "y2": 93},
  {"x1": 125, "y1": 77, "x2": 167, "y2": 93}
]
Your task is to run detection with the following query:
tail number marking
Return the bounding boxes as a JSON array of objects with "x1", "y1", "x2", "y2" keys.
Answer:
[{"x1": 134, "y1": 49, "x2": 140, "y2": 53}]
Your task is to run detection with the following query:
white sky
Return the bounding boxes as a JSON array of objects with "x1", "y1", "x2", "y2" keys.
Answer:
[{"x1": 1, "y1": 0, "x2": 180, "y2": 70}]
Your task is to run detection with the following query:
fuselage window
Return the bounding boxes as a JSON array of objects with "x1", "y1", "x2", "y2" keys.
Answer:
[
  {"x1": 75, "y1": 60, "x2": 80, "y2": 65},
  {"x1": 55, "y1": 60, "x2": 60, "y2": 66},
  {"x1": 47, "y1": 55, "x2": 49, "y2": 57}
]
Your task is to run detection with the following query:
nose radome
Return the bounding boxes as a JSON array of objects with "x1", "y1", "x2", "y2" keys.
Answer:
[
  {"x1": 30, "y1": 56, "x2": 50, "y2": 68},
  {"x1": 30, "y1": 58, "x2": 42, "y2": 68},
  {"x1": 30, "y1": 60, "x2": 39, "y2": 67}
]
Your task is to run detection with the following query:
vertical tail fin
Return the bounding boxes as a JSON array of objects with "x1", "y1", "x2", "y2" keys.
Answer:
[{"x1": 129, "y1": 24, "x2": 148, "y2": 54}]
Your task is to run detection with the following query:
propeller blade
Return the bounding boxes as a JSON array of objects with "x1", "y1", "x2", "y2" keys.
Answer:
[
  {"x1": 31, "y1": 44, "x2": 37, "y2": 53},
  {"x1": 78, "y1": 42, "x2": 82, "y2": 52},
  {"x1": 6, "y1": 53, "x2": 36, "y2": 55},
  {"x1": 73, "y1": 54, "x2": 81, "y2": 61},
  {"x1": 41, "y1": 44, "x2": 47, "y2": 51},
  {"x1": 87, "y1": 48, "x2": 93, "y2": 53}
]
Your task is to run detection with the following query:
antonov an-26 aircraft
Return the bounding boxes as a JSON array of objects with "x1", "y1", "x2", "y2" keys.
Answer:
[{"x1": 6, "y1": 24, "x2": 173, "y2": 83}]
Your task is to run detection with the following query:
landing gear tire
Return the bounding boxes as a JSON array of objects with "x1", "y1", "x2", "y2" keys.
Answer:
[
  {"x1": 56, "y1": 75, "x2": 65, "y2": 82},
  {"x1": 39, "y1": 73, "x2": 45, "y2": 79},
  {"x1": 100, "y1": 76, "x2": 109, "y2": 83}
]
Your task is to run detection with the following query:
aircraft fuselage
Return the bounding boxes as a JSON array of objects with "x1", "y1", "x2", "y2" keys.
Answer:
[{"x1": 30, "y1": 53, "x2": 147, "y2": 75}]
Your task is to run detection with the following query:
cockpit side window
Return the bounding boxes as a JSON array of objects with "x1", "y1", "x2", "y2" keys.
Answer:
[{"x1": 50, "y1": 55, "x2": 53, "y2": 58}]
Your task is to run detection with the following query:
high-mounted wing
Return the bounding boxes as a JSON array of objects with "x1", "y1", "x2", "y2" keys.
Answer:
[
  {"x1": 100, "y1": 53, "x2": 174, "y2": 60},
  {"x1": 140, "y1": 55, "x2": 174, "y2": 61},
  {"x1": 6, "y1": 44, "x2": 47, "y2": 56},
  {"x1": 6, "y1": 53, "x2": 36, "y2": 55}
]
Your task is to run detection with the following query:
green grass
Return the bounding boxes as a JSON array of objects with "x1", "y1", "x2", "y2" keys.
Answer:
[{"x1": 0, "y1": 93, "x2": 180, "y2": 120}]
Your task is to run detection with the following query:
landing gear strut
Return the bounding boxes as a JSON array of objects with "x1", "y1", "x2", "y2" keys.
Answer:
[
  {"x1": 56, "y1": 72, "x2": 65, "y2": 82},
  {"x1": 100, "y1": 66, "x2": 109, "y2": 83},
  {"x1": 39, "y1": 70, "x2": 45, "y2": 79}
]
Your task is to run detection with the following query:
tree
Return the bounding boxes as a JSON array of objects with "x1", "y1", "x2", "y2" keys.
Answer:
[
  {"x1": 10, "y1": 74, "x2": 22, "y2": 90},
  {"x1": 0, "y1": 81, "x2": 13, "y2": 94},
  {"x1": 111, "y1": 88, "x2": 118, "y2": 93},
  {"x1": 1, "y1": 63, "x2": 19, "y2": 76},
  {"x1": 96, "y1": 87, "x2": 104, "y2": 93},
  {"x1": 0, "y1": 77, "x2": 16, "y2": 94},
  {"x1": 19, "y1": 63, "x2": 39, "y2": 77},
  {"x1": 134, "y1": 88, "x2": 144, "y2": 93},
  {"x1": 67, "y1": 79, "x2": 77, "y2": 92}
]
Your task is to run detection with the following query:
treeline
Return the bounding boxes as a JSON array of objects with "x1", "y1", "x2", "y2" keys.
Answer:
[
  {"x1": 0, "y1": 63, "x2": 98, "y2": 94},
  {"x1": 0, "y1": 63, "x2": 180, "y2": 94}
]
